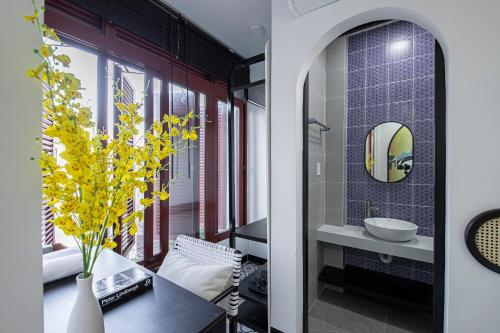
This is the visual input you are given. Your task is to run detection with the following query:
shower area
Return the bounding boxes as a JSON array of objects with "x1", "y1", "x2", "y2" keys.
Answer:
[{"x1": 304, "y1": 20, "x2": 445, "y2": 333}]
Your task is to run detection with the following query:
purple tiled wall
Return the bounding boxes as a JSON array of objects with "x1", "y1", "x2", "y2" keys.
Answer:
[{"x1": 345, "y1": 21, "x2": 435, "y2": 284}]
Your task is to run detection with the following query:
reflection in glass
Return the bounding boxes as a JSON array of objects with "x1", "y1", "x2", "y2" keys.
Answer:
[
  {"x1": 168, "y1": 84, "x2": 200, "y2": 245},
  {"x1": 365, "y1": 122, "x2": 413, "y2": 183},
  {"x1": 217, "y1": 101, "x2": 230, "y2": 233}
]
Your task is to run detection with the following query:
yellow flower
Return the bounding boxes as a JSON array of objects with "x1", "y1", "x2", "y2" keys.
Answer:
[
  {"x1": 27, "y1": 9, "x2": 199, "y2": 277},
  {"x1": 129, "y1": 223, "x2": 138, "y2": 235},
  {"x1": 116, "y1": 102, "x2": 127, "y2": 111},
  {"x1": 171, "y1": 115, "x2": 180, "y2": 124},
  {"x1": 40, "y1": 45, "x2": 51, "y2": 58},
  {"x1": 159, "y1": 191, "x2": 169, "y2": 200},
  {"x1": 23, "y1": 10, "x2": 39, "y2": 23}
]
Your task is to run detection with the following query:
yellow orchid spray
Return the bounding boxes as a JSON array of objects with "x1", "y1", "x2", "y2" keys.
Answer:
[{"x1": 26, "y1": 3, "x2": 199, "y2": 277}]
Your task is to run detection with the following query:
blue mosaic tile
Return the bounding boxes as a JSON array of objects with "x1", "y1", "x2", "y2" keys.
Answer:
[
  {"x1": 415, "y1": 33, "x2": 435, "y2": 56},
  {"x1": 348, "y1": 50, "x2": 366, "y2": 71},
  {"x1": 348, "y1": 70, "x2": 366, "y2": 90},
  {"x1": 347, "y1": 125, "x2": 366, "y2": 145},
  {"x1": 348, "y1": 218, "x2": 364, "y2": 228},
  {"x1": 347, "y1": 181, "x2": 365, "y2": 201},
  {"x1": 388, "y1": 265, "x2": 413, "y2": 279},
  {"x1": 366, "y1": 85, "x2": 387, "y2": 106},
  {"x1": 345, "y1": 254, "x2": 365, "y2": 268},
  {"x1": 367, "y1": 65, "x2": 387, "y2": 87},
  {"x1": 413, "y1": 261, "x2": 433, "y2": 272},
  {"x1": 414, "y1": 141, "x2": 434, "y2": 164},
  {"x1": 415, "y1": 54, "x2": 434, "y2": 78},
  {"x1": 366, "y1": 259, "x2": 388, "y2": 273},
  {"x1": 414, "y1": 185, "x2": 434, "y2": 207},
  {"x1": 347, "y1": 200, "x2": 365, "y2": 219},
  {"x1": 389, "y1": 101, "x2": 413, "y2": 123},
  {"x1": 389, "y1": 59, "x2": 413, "y2": 82},
  {"x1": 413, "y1": 269, "x2": 433, "y2": 284},
  {"x1": 347, "y1": 144, "x2": 364, "y2": 163},
  {"x1": 415, "y1": 120, "x2": 434, "y2": 142},
  {"x1": 419, "y1": 228, "x2": 433, "y2": 237},
  {"x1": 414, "y1": 24, "x2": 429, "y2": 36},
  {"x1": 348, "y1": 32, "x2": 367, "y2": 53},
  {"x1": 373, "y1": 202, "x2": 388, "y2": 218},
  {"x1": 389, "y1": 80, "x2": 413, "y2": 102},
  {"x1": 347, "y1": 163, "x2": 367, "y2": 183},
  {"x1": 388, "y1": 204, "x2": 415, "y2": 222},
  {"x1": 365, "y1": 181, "x2": 388, "y2": 203},
  {"x1": 345, "y1": 21, "x2": 436, "y2": 283},
  {"x1": 389, "y1": 37, "x2": 413, "y2": 61},
  {"x1": 348, "y1": 88, "x2": 365, "y2": 108},
  {"x1": 388, "y1": 183, "x2": 414, "y2": 204},
  {"x1": 389, "y1": 21, "x2": 413, "y2": 43},
  {"x1": 415, "y1": 76, "x2": 434, "y2": 100},
  {"x1": 414, "y1": 205, "x2": 434, "y2": 228},
  {"x1": 347, "y1": 108, "x2": 365, "y2": 127},
  {"x1": 345, "y1": 247, "x2": 367, "y2": 257},
  {"x1": 415, "y1": 98, "x2": 434, "y2": 120},
  {"x1": 367, "y1": 45, "x2": 388, "y2": 66},
  {"x1": 392, "y1": 256, "x2": 413, "y2": 267},
  {"x1": 366, "y1": 104, "x2": 389, "y2": 127},
  {"x1": 367, "y1": 25, "x2": 388, "y2": 47},
  {"x1": 411, "y1": 163, "x2": 434, "y2": 185}
]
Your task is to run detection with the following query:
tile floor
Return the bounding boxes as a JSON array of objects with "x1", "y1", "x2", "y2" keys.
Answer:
[{"x1": 308, "y1": 288, "x2": 433, "y2": 333}]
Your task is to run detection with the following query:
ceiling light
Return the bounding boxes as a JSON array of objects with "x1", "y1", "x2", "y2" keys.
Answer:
[
  {"x1": 249, "y1": 24, "x2": 266, "y2": 37},
  {"x1": 390, "y1": 40, "x2": 409, "y2": 53}
]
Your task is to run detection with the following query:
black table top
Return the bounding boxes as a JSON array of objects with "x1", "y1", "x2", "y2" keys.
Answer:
[
  {"x1": 235, "y1": 218, "x2": 267, "y2": 243},
  {"x1": 239, "y1": 266, "x2": 268, "y2": 307},
  {"x1": 44, "y1": 250, "x2": 226, "y2": 333}
]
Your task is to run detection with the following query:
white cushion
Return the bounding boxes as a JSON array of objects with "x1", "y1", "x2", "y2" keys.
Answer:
[
  {"x1": 157, "y1": 249, "x2": 233, "y2": 301},
  {"x1": 42, "y1": 248, "x2": 83, "y2": 284}
]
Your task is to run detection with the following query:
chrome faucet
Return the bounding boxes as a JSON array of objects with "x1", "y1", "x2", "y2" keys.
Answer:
[{"x1": 365, "y1": 200, "x2": 379, "y2": 218}]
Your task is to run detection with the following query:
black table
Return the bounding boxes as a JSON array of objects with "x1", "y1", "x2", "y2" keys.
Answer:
[
  {"x1": 234, "y1": 218, "x2": 267, "y2": 243},
  {"x1": 44, "y1": 250, "x2": 226, "y2": 333},
  {"x1": 237, "y1": 266, "x2": 268, "y2": 332}
]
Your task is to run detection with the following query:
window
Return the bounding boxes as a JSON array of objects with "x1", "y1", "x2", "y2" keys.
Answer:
[{"x1": 43, "y1": 2, "x2": 247, "y2": 267}]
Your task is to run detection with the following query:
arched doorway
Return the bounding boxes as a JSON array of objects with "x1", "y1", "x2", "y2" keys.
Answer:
[{"x1": 302, "y1": 19, "x2": 446, "y2": 333}]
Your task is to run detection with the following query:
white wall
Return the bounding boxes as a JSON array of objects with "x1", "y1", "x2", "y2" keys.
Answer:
[
  {"x1": 270, "y1": 0, "x2": 500, "y2": 332},
  {"x1": 0, "y1": 1, "x2": 44, "y2": 332}
]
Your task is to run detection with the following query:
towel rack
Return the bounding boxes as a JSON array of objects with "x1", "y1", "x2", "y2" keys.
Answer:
[{"x1": 308, "y1": 118, "x2": 330, "y2": 132}]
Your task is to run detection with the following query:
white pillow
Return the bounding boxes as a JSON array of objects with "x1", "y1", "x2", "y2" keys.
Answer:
[
  {"x1": 43, "y1": 249, "x2": 83, "y2": 284},
  {"x1": 157, "y1": 249, "x2": 233, "y2": 301}
]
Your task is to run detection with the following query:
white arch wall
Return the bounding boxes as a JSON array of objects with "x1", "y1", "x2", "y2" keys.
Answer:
[{"x1": 269, "y1": 0, "x2": 500, "y2": 332}]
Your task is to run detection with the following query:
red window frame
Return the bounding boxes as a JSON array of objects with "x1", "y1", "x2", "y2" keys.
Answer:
[{"x1": 44, "y1": 0, "x2": 247, "y2": 267}]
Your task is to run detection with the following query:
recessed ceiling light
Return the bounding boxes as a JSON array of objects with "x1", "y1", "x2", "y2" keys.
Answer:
[
  {"x1": 390, "y1": 40, "x2": 409, "y2": 53},
  {"x1": 249, "y1": 24, "x2": 266, "y2": 37}
]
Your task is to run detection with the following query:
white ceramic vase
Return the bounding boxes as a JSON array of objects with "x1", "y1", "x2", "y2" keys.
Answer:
[{"x1": 67, "y1": 273, "x2": 105, "y2": 333}]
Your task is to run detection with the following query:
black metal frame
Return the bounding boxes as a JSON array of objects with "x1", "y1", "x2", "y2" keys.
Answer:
[
  {"x1": 302, "y1": 75, "x2": 310, "y2": 333},
  {"x1": 433, "y1": 40, "x2": 446, "y2": 333},
  {"x1": 464, "y1": 209, "x2": 500, "y2": 274},
  {"x1": 364, "y1": 121, "x2": 415, "y2": 184},
  {"x1": 227, "y1": 53, "x2": 266, "y2": 249}
]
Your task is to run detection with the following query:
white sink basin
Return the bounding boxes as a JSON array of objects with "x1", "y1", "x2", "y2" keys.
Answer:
[{"x1": 364, "y1": 218, "x2": 418, "y2": 242}]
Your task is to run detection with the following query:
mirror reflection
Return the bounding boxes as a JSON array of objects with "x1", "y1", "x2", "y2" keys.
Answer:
[{"x1": 365, "y1": 122, "x2": 413, "y2": 183}]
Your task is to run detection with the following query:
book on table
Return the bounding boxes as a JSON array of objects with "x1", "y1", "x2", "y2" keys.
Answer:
[{"x1": 93, "y1": 268, "x2": 153, "y2": 308}]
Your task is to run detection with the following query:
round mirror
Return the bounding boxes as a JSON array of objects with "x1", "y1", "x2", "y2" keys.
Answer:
[
  {"x1": 465, "y1": 209, "x2": 500, "y2": 274},
  {"x1": 365, "y1": 122, "x2": 414, "y2": 183}
]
